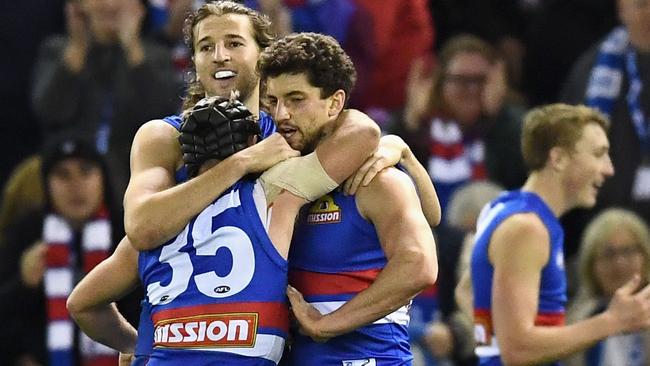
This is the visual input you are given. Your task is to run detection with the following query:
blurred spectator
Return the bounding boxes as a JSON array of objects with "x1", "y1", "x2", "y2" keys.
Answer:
[
  {"x1": 409, "y1": 181, "x2": 503, "y2": 366},
  {"x1": 523, "y1": 0, "x2": 618, "y2": 106},
  {"x1": 560, "y1": 0, "x2": 650, "y2": 258},
  {"x1": 409, "y1": 223, "x2": 476, "y2": 366},
  {"x1": 31, "y1": 0, "x2": 181, "y2": 201},
  {"x1": 350, "y1": 0, "x2": 434, "y2": 117},
  {"x1": 144, "y1": 0, "x2": 290, "y2": 83},
  {"x1": 564, "y1": 208, "x2": 650, "y2": 366},
  {"x1": 446, "y1": 180, "x2": 505, "y2": 234},
  {"x1": 449, "y1": 181, "x2": 505, "y2": 292},
  {"x1": 0, "y1": 135, "x2": 139, "y2": 366},
  {"x1": 429, "y1": 0, "x2": 530, "y2": 50},
  {"x1": 284, "y1": 0, "x2": 373, "y2": 112},
  {"x1": 399, "y1": 34, "x2": 527, "y2": 212},
  {"x1": 429, "y1": 0, "x2": 534, "y2": 93},
  {"x1": 450, "y1": 181, "x2": 505, "y2": 320},
  {"x1": 0, "y1": 156, "x2": 44, "y2": 247},
  {"x1": 286, "y1": 0, "x2": 434, "y2": 127},
  {"x1": 148, "y1": 0, "x2": 290, "y2": 44},
  {"x1": 0, "y1": 0, "x2": 65, "y2": 190}
]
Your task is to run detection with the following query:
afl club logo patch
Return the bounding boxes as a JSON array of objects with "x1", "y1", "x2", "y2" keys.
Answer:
[{"x1": 307, "y1": 195, "x2": 341, "y2": 224}]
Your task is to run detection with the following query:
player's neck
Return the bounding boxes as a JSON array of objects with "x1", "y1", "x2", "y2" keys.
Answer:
[
  {"x1": 522, "y1": 171, "x2": 571, "y2": 217},
  {"x1": 320, "y1": 114, "x2": 340, "y2": 140},
  {"x1": 244, "y1": 87, "x2": 261, "y2": 117}
]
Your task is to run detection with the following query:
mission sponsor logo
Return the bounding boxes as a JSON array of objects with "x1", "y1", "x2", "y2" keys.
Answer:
[
  {"x1": 307, "y1": 195, "x2": 341, "y2": 224},
  {"x1": 154, "y1": 313, "x2": 258, "y2": 348}
]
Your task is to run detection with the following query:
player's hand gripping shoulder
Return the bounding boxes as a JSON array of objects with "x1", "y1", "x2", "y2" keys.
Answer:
[
  {"x1": 125, "y1": 99, "x2": 299, "y2": 250},
  {"x1": 343, "y1": 134, "x2": 406, "y2": 194},
  {"x1": 343, "y1": 133, "x2": 441, "y2": 226},
  {"x1": 237, "y1": 133, "x2": 300, "y2": 173},
  {"x1": 178, "y1": 96, "x2": 298, "y2": 176},
  {"x1": 313, "y1": 108, "x2": 380, "y2": 184}
]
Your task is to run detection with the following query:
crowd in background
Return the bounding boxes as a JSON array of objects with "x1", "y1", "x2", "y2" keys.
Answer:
[{"x1": 1, "y1": 0, "x2": 649, "y2": 365}]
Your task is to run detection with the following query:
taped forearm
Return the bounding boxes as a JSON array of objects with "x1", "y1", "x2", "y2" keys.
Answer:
[{"x1": 260, "y1": 152, "x2": 338, "y2": 203}]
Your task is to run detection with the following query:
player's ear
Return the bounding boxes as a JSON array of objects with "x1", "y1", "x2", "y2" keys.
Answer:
[
  {"x1": 327, "y1": 90, "x2": 346, "y2": 117},
  {"x1": 548, "y1": 146, "x2": 570, "y2": 172}
]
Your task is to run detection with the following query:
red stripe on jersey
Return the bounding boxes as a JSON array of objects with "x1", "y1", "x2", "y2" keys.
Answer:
[
  {"x1": 419, "y1": 283, "x2": 438, "y2": 297},
  {"x1": 473, "y1": 308, "x2": 494, "y2": 346},
  {"x1": 46, "y1": 244, "x2": 69, "y2": 267},
  {"x1": 289, "y1": 268, "x2": 382, "y2": 296},
  {"x1": 82, "y1": 355, "x2": 118, "y2": 366},
  {"x1": 535, "y1": 312, "x2": 565, "y2": 326},
  {"x1": 47, "y1": 298, "x2": 69, "y2": 320},
  {"x1": 152, "y1": 302, "x2": 289, "y2": 333},
  {"x1": 474, "y1": 308, "x2": 565, "y2": 337}
]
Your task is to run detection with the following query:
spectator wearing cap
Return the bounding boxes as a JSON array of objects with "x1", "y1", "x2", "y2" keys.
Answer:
[{"x1": 0, "y1": 135, "x2": 139, "y2": 366}]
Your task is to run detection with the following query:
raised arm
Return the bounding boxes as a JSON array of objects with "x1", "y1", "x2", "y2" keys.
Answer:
[
  {"x1": 123, "y1": 120, "x2": 298, "y2": 250},
  {"x1": 315, "y1": 108, "x2": 380, "y2": 183},
  {"x1": 490, "y1": 214, "x2": 650, "y2": 366},
  {"x1": 288, "y1": 168, "x2": 437, "y2": 339},
  {"x1": 343, "y1": 134, "x2": 441, "y2": 226},
  {"x1": 264, "y1": 109, "x2": 380, "y2": 258},
  {"x1": 66, "y1": 237, "x2": 140, "y2": 353}
]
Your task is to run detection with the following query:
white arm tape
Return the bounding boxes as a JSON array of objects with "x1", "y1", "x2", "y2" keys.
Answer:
[{"x1": 259, "y1": 152, "x2": 338, "y2": 203}]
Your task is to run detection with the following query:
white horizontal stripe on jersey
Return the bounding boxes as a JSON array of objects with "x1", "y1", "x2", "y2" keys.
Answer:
[
  {"x1": 310, "y1": 301, "x2": 410, "y2": 326},
  {"x1": 179, "y1": 333, "x2": 285, "y2": 363}
]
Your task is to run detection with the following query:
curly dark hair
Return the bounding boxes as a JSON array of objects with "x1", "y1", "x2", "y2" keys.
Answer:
[
  {"x1": 182, "y1": 1, "x2": 275, "y2": 110},
  {"x1": 257, "y1": 32, "x2": 357, "y2": 102}
]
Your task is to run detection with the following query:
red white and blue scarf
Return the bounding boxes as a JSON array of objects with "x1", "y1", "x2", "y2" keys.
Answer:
[{"x1": 43, "y1": 205, "x2": 118, "y2": 366}]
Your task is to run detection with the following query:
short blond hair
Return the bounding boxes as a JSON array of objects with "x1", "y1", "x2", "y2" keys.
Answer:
[{"x1": 521, "y1": 104, "x2": 609, "y2": 171}]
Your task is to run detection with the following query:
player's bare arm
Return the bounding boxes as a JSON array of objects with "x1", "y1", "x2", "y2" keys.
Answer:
[
  {"x1": 315, "y1": 108, "x2": 380, "y2": 183},
  {"x1": 343, "y1": 134, "x2": 441, "y2": 227},
  {"x1": 66, "y1": 237, "x2": 140, "y2": 353},
  {"x1": 455, "y1": 268, "x2": 474, "y2": 322},
  {"x1": 266, "y1": 109, "x2": 380, "y2": 258},
  {"x1": 288, "y1": 168, "x2": 437, "y2": 340},
  {"x1": 490, "y1": 213, "x2": 650, "y2": 366},
  {"x1": 124, "y1": 120, "x2": 298, "y2": 250}
]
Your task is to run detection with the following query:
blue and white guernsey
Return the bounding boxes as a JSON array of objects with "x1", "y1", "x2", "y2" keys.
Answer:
[
  {"x1": 134, "y1": 110, "x2": 281, "y2": 365},
  {"x1": 139, "y1": 180, "x2": 288, "y2": 365},
  {"x1": 288, "y1": 191, "x2": 413, "y2": 366},
  {"x1": 471, "y1": 190, "x2": 566, "y2": 366}
]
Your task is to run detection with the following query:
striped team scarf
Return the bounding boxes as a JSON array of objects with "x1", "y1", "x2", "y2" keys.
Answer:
[
  {"x1": 585, "y1": 26, "x2": 649, "y2": 152},
  {"x1": 43, "y1": 205, "x2": 118, "y2": 366},
  {"x1": 427, "y1": 117, "x2": 487, "y2": 210},
  {"x1": 585, "y1": 27, "x2": 629, "y2": 117}
]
